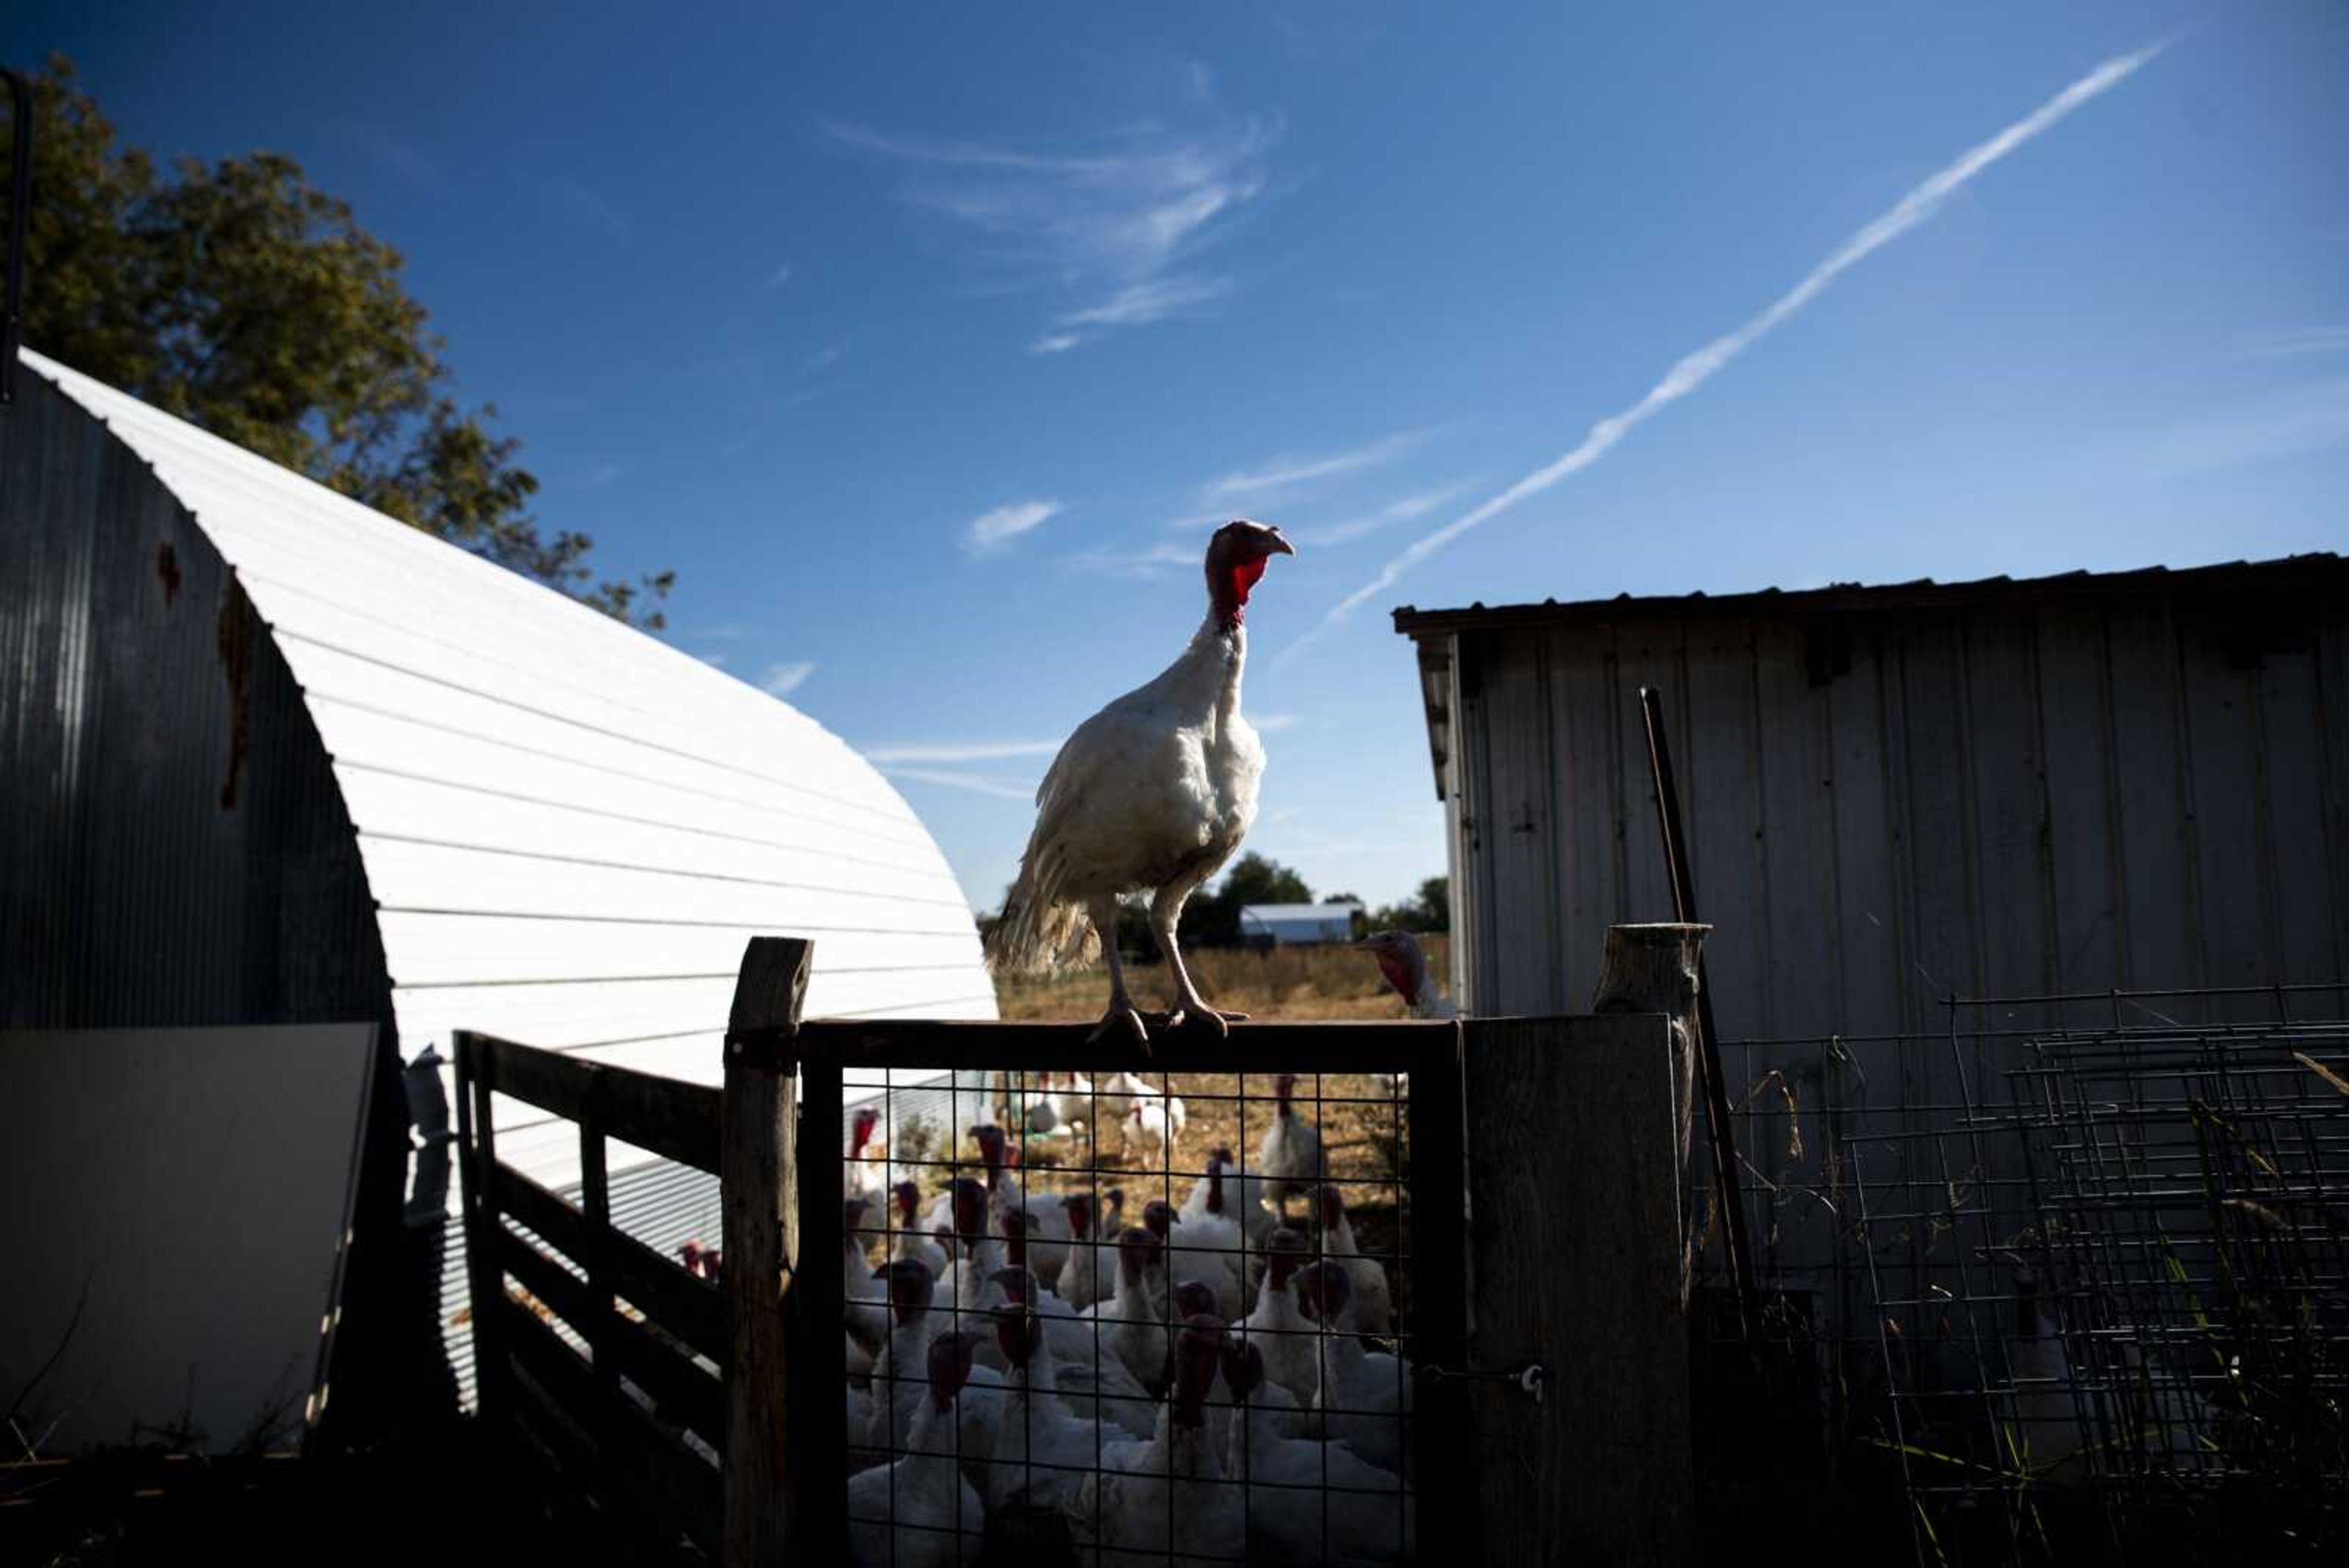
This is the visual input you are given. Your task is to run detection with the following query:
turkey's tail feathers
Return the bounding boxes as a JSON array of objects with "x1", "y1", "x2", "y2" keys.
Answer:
[{"x1": 986, "y1": 865, "x2": 1100, "y2": 977}]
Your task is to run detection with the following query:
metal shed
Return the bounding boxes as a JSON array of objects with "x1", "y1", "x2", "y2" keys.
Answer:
[
  {"x1": 1239, "y1": 901, "x2": 1365, "y2": 945},
  {"x1": 1, "y1": 348, "x2": 995, "y2": 1427},
  {"x1": 1395, "y1": 555, "x2": 2349, "y2": 1034}
]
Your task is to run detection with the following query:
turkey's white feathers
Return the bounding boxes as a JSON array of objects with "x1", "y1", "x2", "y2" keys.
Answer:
[{"x1": 986, "y1": 617, "x2": 1263, "y2": 976}]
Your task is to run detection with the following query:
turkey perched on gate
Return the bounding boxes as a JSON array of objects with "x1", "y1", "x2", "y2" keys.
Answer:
[{"x1": 985, "y1": 519, "x2": 1296, "y2": 1046}]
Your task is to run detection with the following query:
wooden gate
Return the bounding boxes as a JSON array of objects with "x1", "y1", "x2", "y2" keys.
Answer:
[{"x1": 455, "y1": 935, "x2": 1691, "y2": 1566}]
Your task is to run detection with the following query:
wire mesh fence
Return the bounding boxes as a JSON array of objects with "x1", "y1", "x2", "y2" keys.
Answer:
[
  {"x1": 833, "y1": 1060, "x2": 1425, "y2": 1566},
  {"x1": 1682, "y1": 984, "x2": 2349, "y2": 1566}
]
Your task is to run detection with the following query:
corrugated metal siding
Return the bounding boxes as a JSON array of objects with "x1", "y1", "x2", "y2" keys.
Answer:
[
  {"x1": 1444, "y1": 582, "x2": 2349, "y2": 1033},
  {"x1": 16, "y1": 350, "x2": 998, "y2": 1411}
]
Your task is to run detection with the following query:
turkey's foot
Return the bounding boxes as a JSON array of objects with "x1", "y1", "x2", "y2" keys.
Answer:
[
  {"x1": 1167, "y1": 1002, "x2": 1248, "y2": 1036},
  {"x1": 1086, "y1": 1002, "x2": 1151, "y2": 1051}
]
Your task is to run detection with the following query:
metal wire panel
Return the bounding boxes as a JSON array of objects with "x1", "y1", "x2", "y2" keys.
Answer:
[{"x1": 811, "y1": 1024, "x2": 1452, "y2": 1566}]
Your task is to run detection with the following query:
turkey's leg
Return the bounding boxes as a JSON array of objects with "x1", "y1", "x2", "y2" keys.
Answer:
[
  {"x1": 1151, "y1": 886, "x2": 1248, "y2": 1035},
  {"x1": 1086, "y1": 894, "x2": 1150, "y2": 1049}
]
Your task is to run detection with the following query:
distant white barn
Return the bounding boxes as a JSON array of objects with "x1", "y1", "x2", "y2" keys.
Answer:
[
  {"x1": 2, "y1": 349, "x2": 993, "y2": 1427},
  {"x1": 1239, "y1": 901, "x2": 1365, "y2": 946}
]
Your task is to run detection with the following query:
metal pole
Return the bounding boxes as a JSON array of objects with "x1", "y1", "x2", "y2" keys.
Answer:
[
  {"x1": 1638, "y1": 685, "x2": 1761, "y2": 1333},
  {"x1": 2, "y1": 67, "x2": 34, "y2": 405}
]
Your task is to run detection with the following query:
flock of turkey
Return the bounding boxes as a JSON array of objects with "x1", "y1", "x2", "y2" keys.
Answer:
[
  {"x1": 834, "y1": 520, "x2": 1453, "y2": 1562},
  {"x1": 837, "y1": 1066, "x2": 1422, "y2": 1567}
]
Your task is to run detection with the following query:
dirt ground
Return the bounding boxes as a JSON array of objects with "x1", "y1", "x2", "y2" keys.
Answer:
[{"x1": 861, "y1": 940, "x2": 1455, "y2": 1332}]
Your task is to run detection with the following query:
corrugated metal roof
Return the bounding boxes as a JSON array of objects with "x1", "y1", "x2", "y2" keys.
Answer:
[
  {"x1": 23, "y1": 349, "x2": 997, "y2": 1186},
  {"x1": 1392, "y1": 552, "x2": 2349, "y2": 637},
  {"x1": 1239, "y1": 902, "x2": 1365, "y2": 921}
]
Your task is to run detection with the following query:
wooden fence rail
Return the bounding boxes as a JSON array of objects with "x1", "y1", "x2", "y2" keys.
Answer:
[{"x1": 454, "y1": 932, "x2": 1693, "y2": 1566}]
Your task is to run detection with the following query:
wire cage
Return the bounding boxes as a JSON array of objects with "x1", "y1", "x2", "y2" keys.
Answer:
[
  {"x1": 1689, "y1": 986, "x2": 2349, "y2": 1567},
  {"x1": 817, "y1": 1036, "x2": 1444, "y2": 1567}
]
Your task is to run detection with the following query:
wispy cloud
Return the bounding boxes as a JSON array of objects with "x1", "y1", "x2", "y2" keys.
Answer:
[
  {"x1": 803, "y1": 343, "x2": 847, "y2": 374},
  {"x1": 864, "y1": 739, "x2": 1064, "y2": 764},
  {"x1": 697, "y1": 622, "x2": 751, "y2": 641},
  {"x1": 551, "y1": 179, "x2": 632, "y2": 240},
  {"x1": 695, "y1": 652, "x2": 730, "y2": 668},
  {"x1": 1297, "y1": 482, "x2": 1474, "y2": 546},
  {"x1": 2236, "y1": 326, "x2": 2349, "y2": 360},
  {"x1": 763, "y1": 261, "x2": 794, "y2": 291},
  {"x1": 2143, "y1": 379, "x2": 2349, "y2": 476},
  {"x1": 1252, "y1": 713, "x2": 1301, "y2": 733},
  {"x1": 1069, "y1": 540, "x2": 1198, "y2": 577},
  {"x1": 760, "y1": 660, "x2": 817, "y2": 697},
  {"x1": 965, "y1": 499, "x2": 1063, "y2": 554},
  {"x1": 1208, "y1": 429, "x2": 1430, "y2": 500},
  {"x1": 356, "y1": 128, "x2": 440, "y2": 189},
  {"x1": 1285, "y1": 37, "x2": 2173, "y2": 660},
  {"x1": 880, "y1": 767, "x2": 1038, "y2": 801},
  {"x1": 823, "y1": 86, "x2": 1276, "y2": 354},
  {"x1": 579, "y1": 462, "x2": 622, "y2": 489}
]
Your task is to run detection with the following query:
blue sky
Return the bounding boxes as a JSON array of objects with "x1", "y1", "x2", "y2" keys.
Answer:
[{"x1": 11, "y1": 2, "x2": 2345, "y2": 912}]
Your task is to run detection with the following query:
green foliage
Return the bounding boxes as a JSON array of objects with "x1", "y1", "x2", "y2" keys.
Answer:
[
  {"x1": 1368, "y1": 874, "x2": 1449, "y2": 935},
  {"x1": 1178, "y1": 852, "x2": 1313, "y2": 949},
  {"x1": 1, "y1": 57, "x2": 671, "y2": 625}
]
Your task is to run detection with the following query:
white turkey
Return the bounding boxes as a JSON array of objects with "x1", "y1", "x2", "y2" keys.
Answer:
[
  {"x1": 971, "y1": 1124, "x2": 1074, "y2": 1282},
  {"x1": 985, "y1": 1306, "x2": 1110, "y2": 1519},
  {"x1": 1356, "y1": 927, "x2": 1453, "y2": 1094},
  {"x1": 1069, "y1": 1315, "x2": 1245, "y2": 1566},
  {"x1": 1297, "y1": 1261, "x2": 1412, "y2": 1477},
  {"x1": 1256, "y1": 1072, "x2": 1324, "y2": 1220},
  {"x1": 1221, "y1": 1337, "x2": 1413, "y2": 1565},
  {"x1": 985, "y1": 519, "x2": 1296, "y2": 1046},
  {"x1": 845, "y1": 1103, "x2": 891, "y2": 1209},
  {"x1": 847, "y1": 1328, "x2": 989, "y2": 1568},
  {"x1": 1240, "y1": 1228, "x2": 1323, "y2": 1410},
  {"x1": 1315, "y1": 1184, "x2": 1394, "y2": 1339},
  {"x1": 888, "y1": 1181, "x2": 950, "y2": 1280}
]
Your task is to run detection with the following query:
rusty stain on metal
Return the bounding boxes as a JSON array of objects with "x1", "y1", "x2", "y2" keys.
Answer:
[{"x1": 217, "y1": 580, "x2": 253, "y2": 810}]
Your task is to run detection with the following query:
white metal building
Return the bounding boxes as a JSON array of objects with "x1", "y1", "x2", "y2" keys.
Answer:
[
  {"x1": 3, "y1": 349, "x2": 995, "y2": 1425},
  {"x1": 1238, "y1": 901, "x2": 1365, "y2": 946}
]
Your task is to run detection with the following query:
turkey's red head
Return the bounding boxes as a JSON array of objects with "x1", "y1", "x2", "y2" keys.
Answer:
[
  {"x1": 1355, "y1": 929, "x2": 1423, "y2": 1002},
  {"x1": 1171, "y1": 1316, "x2": 1228, "y2": 1427},
  {"x1": 949, "y1": 1177, "x2": 988, "y2": 1240},
  {"x1": 927, "y1": 1330, "x2": 976, "y2": 1410},
  {"x1": 1205, "y1": 518, "x2": 1296, "y2": 629},
  {"x1": 1294, "y1": 1259, "x2": 1352, "y2": 1325},
  {"x1": 995, "y1": 1307, "x2": 1041, "y2": 1369},
  {"x1": 892, "y1": 1180, "x2": 921, "y2": 1226},
  {"x1": 878, "y1": 1257, "x2": 935, "y2": 1325},
  {"x1": 1220, "y1": 1338, "x2": 1266, "y2": 1402},
  {"x1": 852, "y1": 1105, "x2": 881, "y2": 1153},
  {"x1": 1174, "y1": 1279, "x2": 1219, "y2": 1320},
  {"x1": 1062, "y1": 1192, "x2": 1093, "y2": 1239},
  {"x1": 1142, "y1": 1198, "x2": 1179, "y2": 1239}
]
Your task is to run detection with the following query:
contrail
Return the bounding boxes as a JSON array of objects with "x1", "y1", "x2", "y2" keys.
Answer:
[{"x1": 1281, "y1": 37, "x2": 2172, "y2": 661}]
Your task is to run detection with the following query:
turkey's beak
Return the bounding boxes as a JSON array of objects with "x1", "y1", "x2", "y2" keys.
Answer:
[{"x1": 1266, "y1": 531, "x2": 1296, "y2": 557}]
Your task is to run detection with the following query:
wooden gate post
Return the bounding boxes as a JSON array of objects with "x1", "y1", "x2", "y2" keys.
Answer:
[
  {"x1": 1463, "y1": 1009, "x2": 1693, "y2": 1567},
  {"x1": 721, "y1": 937, "x2": 811, "y2": 1568},
  {"x1": 1592, "y1": 921, "x2": 1710, "y2": 1307}
]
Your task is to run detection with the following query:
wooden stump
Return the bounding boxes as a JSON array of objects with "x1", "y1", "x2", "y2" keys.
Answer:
[{"x1": 1591, "y1": 921, "x2": 1711, "y2": 1307}]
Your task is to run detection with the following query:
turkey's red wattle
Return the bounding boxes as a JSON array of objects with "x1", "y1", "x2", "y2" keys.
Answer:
[
  {"x1": 1375, "y1": 951, "x2": 1415, "y2": 1002},
  {"x1": 1231, "y1": 557, "x2": 1269, "y2": 604}
]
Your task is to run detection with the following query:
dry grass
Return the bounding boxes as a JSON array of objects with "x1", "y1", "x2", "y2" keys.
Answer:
[
  {"x1": 912, "y1": 940, "x2": 1459, "y2": 1329},
  {"x1": 991, "y1": 937, "x2": 1449, "y2": 1025}
]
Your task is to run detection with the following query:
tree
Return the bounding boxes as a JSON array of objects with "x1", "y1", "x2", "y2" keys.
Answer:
[
  {"x1": 1179, "y1": 852, "x2": 1313, "y2": 949},
  {"x1": 1368, "y1": 874, "x2": 1449, "y2": 935},
  {"x1": 0, "y1": 58, "x2": 671, "y2": 625}
]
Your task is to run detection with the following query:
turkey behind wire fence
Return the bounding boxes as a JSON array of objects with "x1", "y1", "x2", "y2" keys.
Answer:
[
  {"x1": 837, "y1": 1061, "x2": 1420, "y2": 1567},
  {"x1": 1690, "y1": 984, "x2": 2349, "y2": 1568}
]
